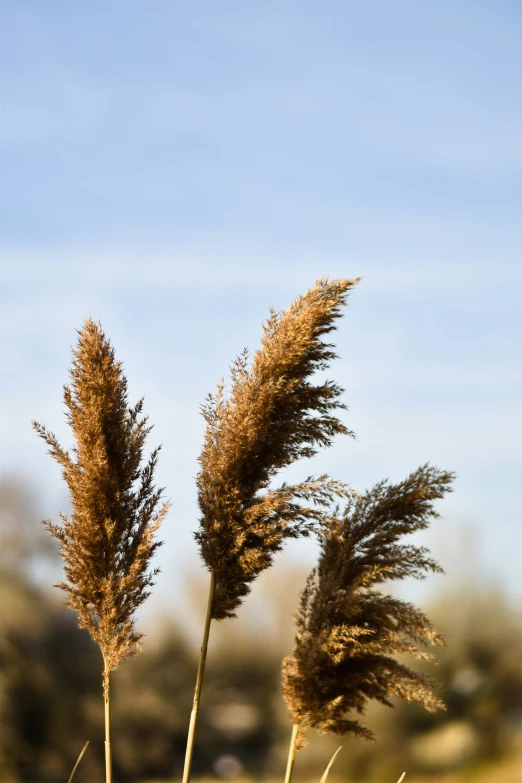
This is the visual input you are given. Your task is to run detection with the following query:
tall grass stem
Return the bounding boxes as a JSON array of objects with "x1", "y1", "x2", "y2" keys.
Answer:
[
  {"x1": 182, "y1": 568, "x2": 216, "y2": 783},
  {"x1": 319, "y1": 746, "x2": 342, "y2": 783},
  {"x1": 67, "y1": 740, "x2": 90, "y2": 783},
  {"x1": 103, "y1": 656, "x2": 112, "y2": 783},
  {"x1": 284, "y1": 723, "x2": 300, "y2": 783}
]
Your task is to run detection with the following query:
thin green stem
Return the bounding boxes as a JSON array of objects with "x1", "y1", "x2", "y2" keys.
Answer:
[
  {"x1": 182, "y1": 568, "x2": 216, "y2": 783},
  {"x1": 284, "y1": 723, "x2": 300, "y2": 783}
]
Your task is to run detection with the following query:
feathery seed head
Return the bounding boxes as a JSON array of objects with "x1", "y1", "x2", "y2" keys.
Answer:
[
  {"x1": 33, "y1": 319, "x2": 168, "y2": 690},
  {"x1": 196, "y1": 278, "x2": 359, "y2": 619},
  {"x1": 282, "y1": 464, "x2": 454, "y2": 747}
]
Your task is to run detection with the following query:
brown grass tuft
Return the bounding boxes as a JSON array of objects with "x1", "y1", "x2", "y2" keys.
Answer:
[
  {"x1": 195, "y1": 278, "x2": 359, "y2": 620},
  {"x1": 282, "y1": 464, "x2": 454, "y2": 746},
  {"x1": 33, "y1": 319, "x2": 168, "y2": 691}
]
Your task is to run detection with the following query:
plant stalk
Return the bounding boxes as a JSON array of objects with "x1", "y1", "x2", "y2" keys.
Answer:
[
  {"x1": 284, "y1": 722, "x2": 300, "y2": 783},
  {"x1": 67, "y1": 740, "x2": 90, "y2": 783},
  {"x1": 182, "y1": 567, "x2": 216, "y2": 783},
  {"x1": 102, "y1": 652, "x2": 112, "y2": 783},
  {"x1": 319, "y1": 745, "x2": 342, "y2": 783}
]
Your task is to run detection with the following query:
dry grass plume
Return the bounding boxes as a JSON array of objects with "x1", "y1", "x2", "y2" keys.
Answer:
[
  {"x1": 195, "y1": 278, "x2": 359, "y2": 620},
  {"x1": 33, "y1": 319, "x2": 168, "y2": 692},
  {"x1": 283, "y1": 464, "x2": 454, "y2": 747}
]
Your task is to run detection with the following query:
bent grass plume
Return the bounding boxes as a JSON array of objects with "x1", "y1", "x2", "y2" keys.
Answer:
[
  {"x1": 33, "y1": 319, "x2": 168, "y2": 783},
  {"x1": 282, "y1": 464, "x2": 454, "y2": 781},
  {"x1": 183, "y1": 278, "x2": 359, "y2": 783}
]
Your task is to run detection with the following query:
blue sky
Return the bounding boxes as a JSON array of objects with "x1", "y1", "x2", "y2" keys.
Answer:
[{"x1": 1, "y1": 1, "x2": 521, "y2": 615}]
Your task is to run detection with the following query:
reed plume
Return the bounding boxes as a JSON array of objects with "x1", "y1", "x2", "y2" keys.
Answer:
[
  {"x1": 282, "y1": 464, "x2": 454, "y2": 769},
  {"x1": 183, "y1": 278, "x2": 358, "y2": 783},
  {"x1": 33, "y1": 319, "x2": 168, "y2": 783},
  {"x1": 196, "y1": 277, "x2": 359, "y2": 620}
]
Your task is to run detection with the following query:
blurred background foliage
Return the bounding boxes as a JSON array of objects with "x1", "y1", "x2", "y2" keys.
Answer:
[{"x1": 0, "y1": 474, "x2": 521, "y2": 783}]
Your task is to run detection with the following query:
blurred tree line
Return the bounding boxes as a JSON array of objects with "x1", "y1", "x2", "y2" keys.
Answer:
[{"x1": 1, "y1": 474, "x2": 521, "y2": 782}]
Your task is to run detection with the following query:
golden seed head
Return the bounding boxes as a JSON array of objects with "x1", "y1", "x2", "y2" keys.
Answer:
[
  {"x1": 196, "y1": 278, "x2": 360, "y2": 619},
  {"x1": 282, "y1": 464, "x2": 454, "y2": 746},
  {"x1": 33, "y1": 319, "x2": 168, "y2": 678}
]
